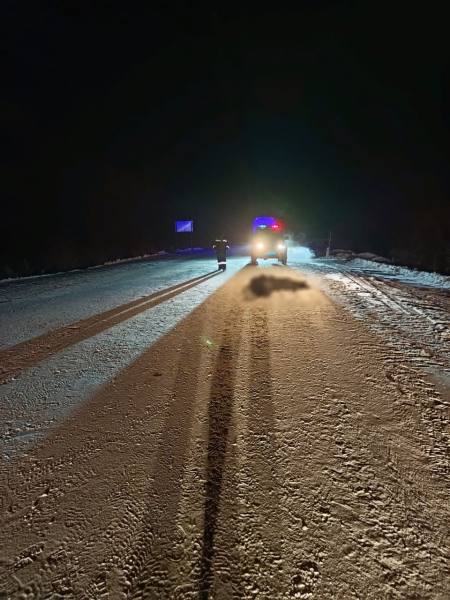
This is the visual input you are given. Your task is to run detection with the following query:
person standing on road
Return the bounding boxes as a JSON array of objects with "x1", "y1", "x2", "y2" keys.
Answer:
[{"x1": 213, "y1": 238, "x2": 229, "y2": 271}]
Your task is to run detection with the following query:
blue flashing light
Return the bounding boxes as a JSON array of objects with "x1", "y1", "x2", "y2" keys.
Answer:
[{"x1": 252, "y1": 215, "x2": 277, "y2": 232}]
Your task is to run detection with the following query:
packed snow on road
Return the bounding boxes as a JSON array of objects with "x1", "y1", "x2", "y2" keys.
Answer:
[{"x1": 1, "y1": 248, "x2": 449, "y2": 598}]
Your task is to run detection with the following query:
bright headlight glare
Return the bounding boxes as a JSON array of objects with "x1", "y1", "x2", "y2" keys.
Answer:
[
  {"x1": 277, "y1": 243, "x2": 285, "y2": 249},
  {"x1": 256, "y1": 242, "x2": 264, "y2": 250}
]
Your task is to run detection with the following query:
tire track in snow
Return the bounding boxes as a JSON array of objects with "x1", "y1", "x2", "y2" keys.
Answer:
[
  {"x1": 107, "y1": 307, "x2": 206, "y2": 599},
  {"x1": 300, "y1": 261, "x2": 450, "y2": 368},
  {"x1": 235, "y1": 305, "x2": 284, "y2": 599},
  {"x1": 117, "y1": 292, "x2": 244, "y2": 598}
]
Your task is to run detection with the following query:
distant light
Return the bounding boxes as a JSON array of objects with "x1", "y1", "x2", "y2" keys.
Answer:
[{"x1": 256, "y1": 242, "x2": 265, "y2": 250}]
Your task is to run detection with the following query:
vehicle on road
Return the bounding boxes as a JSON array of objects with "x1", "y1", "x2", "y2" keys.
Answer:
[{"x1": 250, "y1": 216, "x2": 287, "y2": 265}]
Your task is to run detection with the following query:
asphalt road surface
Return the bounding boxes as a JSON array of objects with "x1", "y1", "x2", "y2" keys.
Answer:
[{"x1": 1, "y1": 252, "x2": 449, "y2": 599}]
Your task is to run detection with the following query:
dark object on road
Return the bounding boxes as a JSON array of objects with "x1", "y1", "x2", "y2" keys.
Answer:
[
  {"x1": 213, "y1": 239, "x2": 229, "y2": 271},
  {"x1": 248, "y1": 275, "x2": 308, "y2": 297}
]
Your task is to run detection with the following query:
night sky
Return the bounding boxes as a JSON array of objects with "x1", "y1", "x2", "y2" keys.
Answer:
[{"x1": 3, "y1": 1, "x2": 449, "y2": 274}]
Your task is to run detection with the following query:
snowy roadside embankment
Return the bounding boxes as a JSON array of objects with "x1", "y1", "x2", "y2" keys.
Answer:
[{"x1": 340, "y1": 257, "x2": 450, "y2": 289}]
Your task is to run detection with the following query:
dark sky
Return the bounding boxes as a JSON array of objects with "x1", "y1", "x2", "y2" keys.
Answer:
[{"x1": 2, "y1": 1, "x2": 449, "y2": 269}]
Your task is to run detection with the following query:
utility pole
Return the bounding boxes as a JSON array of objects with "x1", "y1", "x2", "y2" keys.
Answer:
[{"x1": 326, "y1": 231, "x2": 331, "y2": 258}]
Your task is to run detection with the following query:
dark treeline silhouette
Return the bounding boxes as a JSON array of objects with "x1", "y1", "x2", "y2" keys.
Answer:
[{"x1": 1, "y1": 209, "x2": 448, "y2": 279}]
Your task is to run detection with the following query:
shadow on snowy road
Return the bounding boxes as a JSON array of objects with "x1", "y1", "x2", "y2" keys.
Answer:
[
  {"x1": 125, "y1": 302, "x2": 208, "y2": 597},
  {"x1": 0, "y1": 270, "x2": 219, "y2": 384},
  {"x1": 246, "y1": 306, "x2": 281, "y2": 589},
  {"x1": 199, "y1": 305, "x2": 243, "y2": 599},
  {"x1": 199, "y1": 301, "x2": 280, "y2": 598}
]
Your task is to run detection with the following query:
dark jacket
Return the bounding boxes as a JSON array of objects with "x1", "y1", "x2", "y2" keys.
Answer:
[{"x1": 213, "y1": 239, "x2": 229, "y2": 259}]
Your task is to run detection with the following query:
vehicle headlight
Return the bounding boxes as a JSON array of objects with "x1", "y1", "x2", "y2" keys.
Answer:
[
  {"x1": 277, "y1": 243, "x2": 285, "y2": 250},
  {"x1": 256, "y1": 242, "x2": 265, "y2": 250}
]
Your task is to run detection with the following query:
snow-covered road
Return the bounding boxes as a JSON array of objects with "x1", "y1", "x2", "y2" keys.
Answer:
[
  {"x1": 0, "y1": 254, "x2": 249, "y2": 456},
  {"x1": 0, "y1": 253, "x2": 247, "y2": 348},
  {"x1": 1, "y1": 250, "x2": 449, "y2": 598}
]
